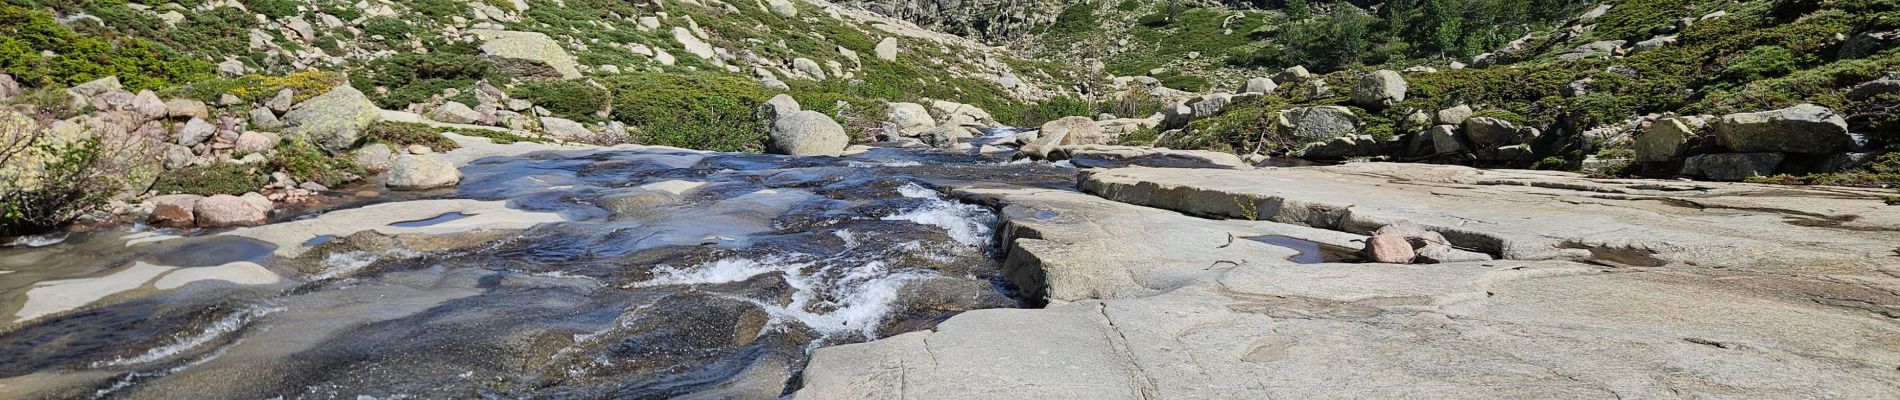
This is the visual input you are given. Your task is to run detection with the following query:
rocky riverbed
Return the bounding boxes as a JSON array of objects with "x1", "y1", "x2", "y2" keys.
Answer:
[{"x1": 3, "y1": 137, "x2": 1899, "y2": 399}]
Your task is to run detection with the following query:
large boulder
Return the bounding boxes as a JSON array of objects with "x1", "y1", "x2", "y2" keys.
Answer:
[
  {"x1": 1275, "y1": 106, "x2": 1361, "y2": 141},
  {"x1": 470, "y1": 29, "x2": 584, "y2": 79},
  {"x1": 386, "y1": 154, "x2": 462, "y2": 190},
  {"x1": 1681, "y1": 153, "x2": 1784, "y2": 181},
  {"x1": 1462, "y1": 117, "x2": 1537, "y2": 149},
  {"x1": 194, "y1": 194, "x2": 267, "y2": 228},
  {"x1": 1634, "y1": 117, "x2": 1697, "y2": 162},
  {"x1": 886, "y1": 102, "x2": 936, "y2": 135},
  {"x1": 1272, "y1": 66, "x2": 1313, "y2": 84},
  {"x1": 1711, "y1": 104, "x2": 1851, "y2": 154},
  {"x1": 234, "y1": 131, "x2": 277, "y2": 154},
  {"x1": 768, "y1": 111, "x2": 848, "y2": 156},
  {"x1": 1043, "y1": 116, "x2": 1108, "y2": 146},
  {"x1": 283, "y1": 84, "x2": 382, "y2": 154},
  {"x1": 1350, "y1": 70, "x2": 1407, "y2": 109}
]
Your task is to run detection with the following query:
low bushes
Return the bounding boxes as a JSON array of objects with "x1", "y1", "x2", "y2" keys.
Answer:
[
  {"x1": 1, "y1": 128, "x2": 131, "y2": 237},
  {"x1": 271, "y1": 136, "x2": 362, "y2": 188},
  {"x1": 606, "y1": 73, "x2": 770, "y2": 152},
  {"x1": 510, "y1": 80, "x2": 612, "y2": 121},
  {"x1": 364, "y1": 121, "x2": 461, "y2": 151},
  {"x1": 151, "y1": 163, "x2": 268, "y2": 196},
  {"x1": 0, "y1": 4, "x2": 214, "y2": 91}
]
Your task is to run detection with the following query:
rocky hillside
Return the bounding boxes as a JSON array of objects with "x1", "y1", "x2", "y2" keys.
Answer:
[{"x1": 0, "y1": 0, "x2": 1096, "y2": 235}]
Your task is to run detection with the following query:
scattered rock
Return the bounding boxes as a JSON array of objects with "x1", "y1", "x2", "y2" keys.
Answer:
[
  {"x1": 793, "y1": 57, "x2": 828, "y2": 80},
  {"x1": 1434, "y1": 105, "x2": 1473, "y2": 126},
  {"x1": 354, "y1": 143, "x2": 396, "y2": 172}
]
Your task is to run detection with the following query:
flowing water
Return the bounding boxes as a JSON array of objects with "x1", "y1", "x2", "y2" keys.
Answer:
[{"x1": 0, "y1": 144, "x2": 1075, "y2": 399}]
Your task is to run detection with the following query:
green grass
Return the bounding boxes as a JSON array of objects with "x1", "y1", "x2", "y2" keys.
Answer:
[{"x1": 364, "y1": 121, "x2": 462, "y2": 151}]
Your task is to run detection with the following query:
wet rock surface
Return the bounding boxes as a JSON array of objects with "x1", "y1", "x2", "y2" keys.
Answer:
[
  {"x1": 6, "y1": 144, "x2": 1899, "y2": 399},
  {"x1": 0, "y1": 145, "x2": 1071, "y2": 399},
  {"x1": 801, "y1": 162, "x2": 1900, "y2": 399}
]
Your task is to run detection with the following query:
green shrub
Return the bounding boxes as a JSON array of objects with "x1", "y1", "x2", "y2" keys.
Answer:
[
  {"x1": 607, "y1": 73, "x2": 770, "y2": 152},
  {"x1": 244, "y1": 0, "x2": 302, "y2": 18},
  {"x1": 510, "y1": 80, "x2": 612, "y2": 121},
  {"x1": 355, "y1": 52, "x2": 492, "y2": 108},
  {"x1": 1723, "y1": 45, "x2": 1800, "y2": 81},
  {"x1": 0, "y1": 4, "x2": 213, "y2": 91},
  {"x1": 364, "y1": 121, "x2": 461, "y2": 151},
  {"x1": 271, "y1": 136, "x2": 362, "y2": 187},
  {"x1": 1, "y1": 131, "x2": 131, "y2": 237},
  {"x1": 167, "y1": 71, "x2": 346, "y2": 103},
  {"x1": 151, "y1": 163, "x2": 269, "y2": 196},
  {"x1": 1018, "y1": 96, "x2": 1096, "y2": 125}
]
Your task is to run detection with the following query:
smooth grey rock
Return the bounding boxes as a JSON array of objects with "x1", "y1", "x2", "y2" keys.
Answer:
[
  {"x1": 874, "y1": 37, "x2": 899, "y2": 61},
  {"x1": 1057, "y1": 145, "x2": 1248, "y2": 169},
  {"x1": 885, "y1": 102, "x2": 936, "y2": 135},
  {"x1": 354, "y1": 143, "x2": 396, "y2": 172},
  {"x1": 761, "y1": 94, "x2": 801, "y2": 122},
  {"x1": 194, "y1": 194, "x2": 267, "y2": 228},
  {"x1": 1681, "y1": 153, "x2": 1784, "y2": 181},
  {"x1": 165, "y1": 98, "x2": 209, "y2": 120},
  {"x1": 793, "y1": 57, "x2": 828, "y2": 80},
  {"x1": 429, "y1": 102, "x2": 483, "y2": 124},
  {"x1": 539, "y1": 116, "x2": 592, "y2": 139},
  {"x1": 177, "y1": 117, "x2": 217, "y2": 146},
  {"x1": 768, "y1": 110, "x2": 848, "y2": 156},
  {"x1": 1434, "y1": 104, "x2": 1473, "y2": 126},
  {"x1": 385, "y1": 154, "x2": 462, "y2": 190},
  {"x1": 1711, "y1": 104, "x2": 1850, "y2": 154},
  {"x1": 470, "y1": 29, "x2": 584, "y2": 79}
]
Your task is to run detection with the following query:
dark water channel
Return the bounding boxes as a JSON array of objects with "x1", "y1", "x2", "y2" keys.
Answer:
[{"x1": 0, "y1": 145, "x2": 1075, "y2": 399}]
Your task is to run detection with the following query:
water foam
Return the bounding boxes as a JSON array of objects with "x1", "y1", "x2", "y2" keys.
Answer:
[
  {"x1": 883, "y1": 183, "x2": 997, "y2": 247},
  {"x1": 634, "y1": 254, "x2": 930, "y2": 339},
  {"x1": 95, "y1": 305, "x2": 282, "y2": 368}
]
